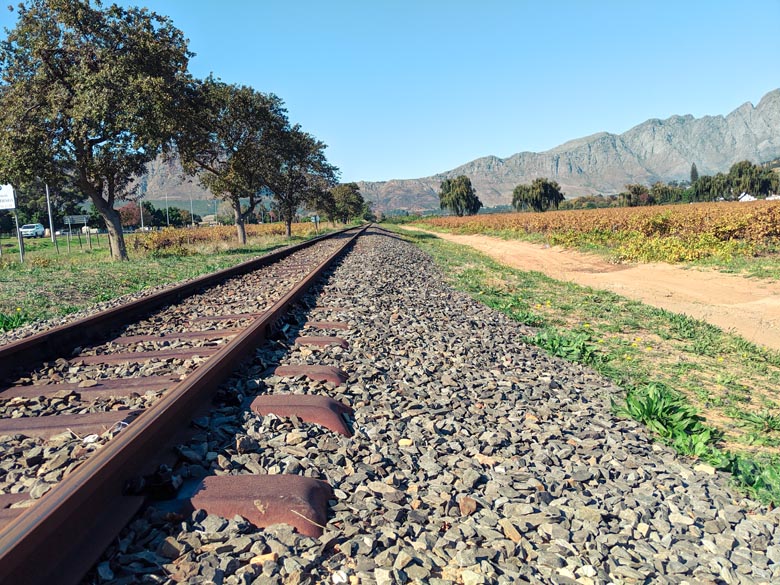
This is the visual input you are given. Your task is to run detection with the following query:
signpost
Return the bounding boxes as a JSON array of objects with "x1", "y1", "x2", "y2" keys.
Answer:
[
  {"x1": 0, "y1": 184, "x2": 23, "y2": 263},
  {"x1": 0, "y1": 184, "x2": 14, "y2": 210},
  {"x1": 0, "y1": 184, "x2": 12, "y2": 259},
  {"x1": 64, "y1": 215, "x2": 89, "y2": 251}
]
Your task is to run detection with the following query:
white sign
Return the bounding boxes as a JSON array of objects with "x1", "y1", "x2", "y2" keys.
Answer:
[
  {"x1": 64, "y1": 215, "x2": 90, "y2": 224},
  {"x1": 0, "y1": 184, "x2": 15, "y2": 210}
]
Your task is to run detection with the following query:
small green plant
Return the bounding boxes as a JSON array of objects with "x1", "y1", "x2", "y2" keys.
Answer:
[
  {"x1": 612, "y1": 383, "x2": 720, "y2": 457},
  {"x1": 736, "y1": 410, "x2": 780, "y2": 432},
  {"x1": 714, "y1": 452, "x2": 780, "y2": 504},
  {"x1": 0, "y1": 308, "x2": 29, "y2": 332},
  {"x1": 528, "y1": 329, "x2": 599, "y2": 365}
]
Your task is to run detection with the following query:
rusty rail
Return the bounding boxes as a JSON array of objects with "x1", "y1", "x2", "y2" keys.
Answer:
[
  {"x1": 0, "y1": 225, "x2": 366, "y2": 585},
  {"x1": 0, "y1": 227, "x2": 355, "y2": 383}
]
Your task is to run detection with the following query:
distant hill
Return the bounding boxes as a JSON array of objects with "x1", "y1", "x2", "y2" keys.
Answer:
[
  {"x1": 358, "y1": 88, "x2": 780, "y2": 212},
  {"x1": 135, "y1": 89, "x2": 780, "y2": 213},
  {"x1": 134, "y1": 156, "x2": 210, "y2": 201}
]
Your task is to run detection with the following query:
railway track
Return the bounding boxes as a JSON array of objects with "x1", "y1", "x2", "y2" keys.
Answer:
[
  {"x1": 3, "y1": 225, "x2": 776, "y2": 584},
  {"x1": 0, "y1": 226, "x2": 365, "y2": 585}
]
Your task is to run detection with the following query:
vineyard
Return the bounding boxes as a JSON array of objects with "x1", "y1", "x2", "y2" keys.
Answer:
[
  {"x1": 131, "y1": 223, "x2": 319, "y2": 255},
  {"x1": 418, "y1": 201, "x2": 780, "y2": 262}
]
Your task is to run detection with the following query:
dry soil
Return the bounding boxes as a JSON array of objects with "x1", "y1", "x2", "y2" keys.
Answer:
[{"x1": 406, "y1": 228, "x2": 780, "y2": 351}]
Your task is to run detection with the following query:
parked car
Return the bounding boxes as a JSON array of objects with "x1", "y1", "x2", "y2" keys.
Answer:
[{"x1": 20, "y1": 223, "x2": 45, "y2": 238}]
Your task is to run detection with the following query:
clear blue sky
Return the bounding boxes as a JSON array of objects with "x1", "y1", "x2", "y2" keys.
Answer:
[{"x1": 2, "y1": 1, "x2": 778, "y2": 183}]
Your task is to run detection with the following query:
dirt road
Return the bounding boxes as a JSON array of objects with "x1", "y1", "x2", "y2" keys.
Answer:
[{"x1": 407, "y1": 229, "x2": 780, "y2": 351}]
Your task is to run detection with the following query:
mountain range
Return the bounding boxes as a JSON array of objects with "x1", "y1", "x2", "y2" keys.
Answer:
[
  {"x1": 139, "y1": 89, "x2": 780, "y2": 213},
  {"x1": 357, "y1": 88, "x2": 780, "y2": 211}
]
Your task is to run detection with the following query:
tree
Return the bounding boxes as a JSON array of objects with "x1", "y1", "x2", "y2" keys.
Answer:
[
  {"x1": 728, "y1": 160, "x2": 777, "y2": 197},
  {"x1": 512, "y1": 178, "x2": 564, "y2": 212},
  {"x1": 650, "y1": 181, "x2": 684, "y2": 205},
  {"x1": 362, "y1": 200, "x2": 377, "y2": 222},
  {"x1": 119, "y1": 202, "x2": 142, "y2": 227},
  {"x1": 690, "y1": 163, "x2": 699, "y2": 184},
  {"x1": 309, "y1": 189, "x2": 336, "y2": 224},
  {"x1": 177, "y1": 78, "x2": 289, "y2": 244},
  {"x1": 266, "y1": 125, "x2": 338, "y2": 238},
  {"x1": 439, "y1": 175, "x2": 482, "y2": 216},
  {"x1": 331, "y1": 183, "x2": 365, "y2": 223},
  {"x1": 617, "y1": 184, "x2": 653, "y2": 207},
  {"x1": 0, "y1": 0, "x2": 192, "y2": 260}
]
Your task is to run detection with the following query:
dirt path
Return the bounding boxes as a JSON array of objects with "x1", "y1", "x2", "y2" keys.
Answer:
[{"x1": 406, "y1": 228, "x2": 780, "y2": 351}]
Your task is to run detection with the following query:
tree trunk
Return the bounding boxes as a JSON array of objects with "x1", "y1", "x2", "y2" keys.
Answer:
[
  {"x1": 285, "y1": 219, "x2": 292, "y2": 239},
  {"x1": 89, "y1": 194, "x2": 128, "y2": 261},
  {"x1": 104, "y1": 209, "x2": 128, "y2": 260},
  {"x1": 234, "y1": 204, "x2": 246, "y2": 245}
]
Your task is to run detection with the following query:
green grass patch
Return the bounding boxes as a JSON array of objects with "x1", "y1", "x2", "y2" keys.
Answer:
[
  {"x1": 390, "y1": 224, "x2": 780, "y2": 505},
  {"x1": 0, "y1": 231, "x2": 313, "y2": 330}
]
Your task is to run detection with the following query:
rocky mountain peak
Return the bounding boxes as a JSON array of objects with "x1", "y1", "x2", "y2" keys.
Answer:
[{"x1": 358, "y1": 88, "x2": 780, "y2": 212}]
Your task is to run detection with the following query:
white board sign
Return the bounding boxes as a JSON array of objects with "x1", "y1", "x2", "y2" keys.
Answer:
[
  {"x1": 64, "y1": 214, "x2": 90, "y2": 224},
  {"x1": 0, "y1": 184, "x2": 15, "y2": 210}
]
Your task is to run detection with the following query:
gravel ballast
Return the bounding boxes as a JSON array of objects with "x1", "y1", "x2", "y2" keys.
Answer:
[
  {"x1": 87, "y1": 228, "x2": 779, "y2": 584},
  {"x1": 0, "y1": 237, "x2": 348, "y2": 507}
]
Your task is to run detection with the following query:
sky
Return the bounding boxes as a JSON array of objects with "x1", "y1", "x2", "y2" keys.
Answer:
[{"x1": 1, "y1": 1, "x2": 779, "y2": 183}]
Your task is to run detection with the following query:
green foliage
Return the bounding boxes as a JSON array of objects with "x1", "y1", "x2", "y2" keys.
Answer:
[
  {"x1": 690, "y1": 160, "x2": 779, "y2": 201},
  {"x1": 0, "y1": 0, "x2": 192, "y2": 260},
  {"x1": 380, "y1": 213, "x2": 424, "y2": 225},
  {"x1": 0, "y1": 308, "x2": 29, "y2": 332},
  {"x1": 715, "y1": 452, "x2": 780, "y2": 505},
  {"x1": 176, "y1": 78, "x2": 292, "y2": 243},
  {"x1": 619, "y1": 184, "x2": 654, "y2": 207},
  {"x1": 527, "y1": 329, "x2": 599, "y2": 365},
  {"x1": 329, "y1": 183, "x2": 365, "y2": 223},
  {"x1": 512, "y1": 178, "x2": 565, "y2": 212},
  {"x1": 690, "y1": 162, "x2": 699, "y2": 184},
  {"x1": 613, "y1": 384, "x2": 719, "y2": 457},
  {"x1": 267, "y1": 125, "x2": 339, "y2": 237},
  {"x1": 558, "y1": 194, "x2": 618, "y2": 210},
  {"x1": 439, "y1": 175, "x2": 482, "y2": 217},
  {"x1": 736, "y1": 410, "x2": 780, "y2": 432}
]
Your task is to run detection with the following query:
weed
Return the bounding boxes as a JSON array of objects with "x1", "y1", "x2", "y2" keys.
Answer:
[
  {"x1": 612, "y1": 384, "x2": 720, "y2": 458},
  {"x1": 528, "y1": 329, "x2": 599, "y2": 365},
  {"x1": 736, "y1": 410, "x2": 780, "y2": 432},
  {"x1": 0, "y1": 308, "x2": 29, "y2": 332}
]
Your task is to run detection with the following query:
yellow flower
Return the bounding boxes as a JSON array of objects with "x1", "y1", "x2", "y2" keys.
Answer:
[
  {"x1": 583, "y1": 323, "x2": 591, "y2": 328},
  {"x1": 717, "y1": 356, "x2": 724, "y2": 362},
  {"x1": 631, "y1": 342, "x2": 638, "y2": 347},
  {"x1": 645, "y1": 346, "x2": 652, "y2": 351},
  {"x1": 16, "y1": 308, "x2": 21, "y2": 312}
]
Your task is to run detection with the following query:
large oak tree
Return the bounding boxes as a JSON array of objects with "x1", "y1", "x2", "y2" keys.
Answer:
[
  {"x1": 331, "y1": 182, "x2": 365, "y2": 223},
  {"x1": 266, "y1": 125, "x2": 338, "y2": 238},
  {"x1": 0, "y1": 0, "x2": 191, "y2": 260},
  {"x1": 177, "y1": 77, "x2": 288, "y2": 244}
]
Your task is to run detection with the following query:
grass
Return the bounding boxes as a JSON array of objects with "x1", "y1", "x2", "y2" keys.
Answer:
[
  {"x1": 389, "y1": 224, "x2": 780, "y2": 505},
  {"x1": 0, "y1": 229, "x2": 319, "y2": 327}
]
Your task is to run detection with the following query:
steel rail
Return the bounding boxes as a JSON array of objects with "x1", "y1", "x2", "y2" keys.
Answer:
[
  {"x1": 0, "y1": 225, "x2": 366, "y2": 585},
  {"x1": 0, "y1": 227, "x2": 354, "y2": 384}
]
